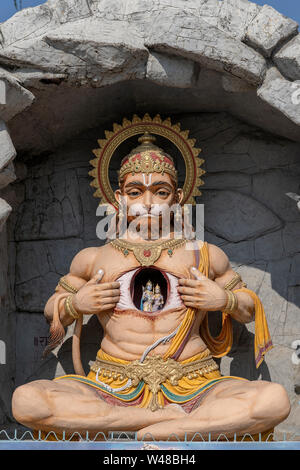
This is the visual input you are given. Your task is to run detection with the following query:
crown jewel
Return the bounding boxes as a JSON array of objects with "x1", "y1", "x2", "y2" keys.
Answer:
[{"x1": 118, "y1": 132, "x2": 177, "y2": 181}]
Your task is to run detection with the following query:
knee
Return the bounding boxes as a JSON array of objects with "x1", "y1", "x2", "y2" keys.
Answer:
[
  {"x1": 12, "y1": 382, "x2": 52, "y2": 426},
  {"x1": 252, "y1": 382, "x2": 291, "y2": 425},
  {"x1": 269, "y1": 383, "x2": 291, "y2": 422}
]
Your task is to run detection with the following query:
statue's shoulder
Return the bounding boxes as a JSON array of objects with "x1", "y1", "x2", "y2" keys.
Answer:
[
  {"x1": 206, "y1": 243, "x2": 230, "y2": 279},
  {"x1": 69, "y1": 246, "x2": 103, "y2": 280}
]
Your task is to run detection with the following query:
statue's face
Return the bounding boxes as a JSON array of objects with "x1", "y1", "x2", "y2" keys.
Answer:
[{"x1": 115, "y1": 171, "x2": 183, "y2": 232}]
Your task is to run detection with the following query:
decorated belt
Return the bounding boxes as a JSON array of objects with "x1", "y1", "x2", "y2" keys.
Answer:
[{"x1": 90, "y1": 354, "x2": 219, "y2": 411}]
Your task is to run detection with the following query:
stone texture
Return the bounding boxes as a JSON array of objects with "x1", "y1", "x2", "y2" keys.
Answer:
[
  {"x1": 0, "y1": 0, "x2": 298, "y2": 148},
  {"x1": 4, "y1": 70, "x2": 300, "y2": 156},
  {"x1": 0, "y1": 228, "x2": 16, "y2": 424},
  {"x1": 0, "y1": 3, "x2": 58, "y2": 48},
  {"x1": 15, "y1": 313, "x2": 50, "y2": 387},
  {"x1": 146, "y1": 52, "x2": 196, "y2": 88},
  {"x1": 203, "y1": 172, "x2": 252, "y2": 195},
  {"x1": 284, "y1": 287, "x2": 300, "y2": 338},
  {"x1": 15, "y1": 239, "x2": 84, "y2": 312},
  {"x1": 202, "y1": 189, "x2": 282, "y2": 242},
  {"x1": 0, "y1": 162, "x2": 16, "y2": 190},
  {"x1": 0, "y1": 198, "x2": 12, "y2": 232},
  {"x1": 282, "y1": 222, "x2": 300, "y2": 256},
  {"x1": 0, "y1": 121, "x2": 16, "y2": 172},
  {"x1": 254, "y1": 230, "x2": 284, "y2": 261},
  {"x1": 234, "y1": 262, "x2": 268, "y2": 298},
  {"x1": 0, "y1": 69, "x2": 35, "y2": 122},
  {"x1": 274, "y1": 35, "x2": 300, "y2": 81},
  {"x1": 251, "y1": 168, "x2": 300, "y2": 223},
  {"x1": 0, "y1": 9, "x2": 266, "y2": 87},
  {"x1": 0, "y1": 16, "x2": 148, "y2": 87},
  {"x1": 146, "y1": 14, "x2": 266, "y2": 86},
  {"x1": 247, "y1": 135, "x2": 300, "y2": 172},
  {"x1": 217, "y1": 0, "x2": 261, "y2": 41},
  {"x1": 11, "y1": 70, "x2": 67, "y2": 90},
  {"x1": 262, "y1": 346, "x2": 296, "y2": 400},
  {"x1": 255, "y1": 259, "x2": 292, "y2": 339},
  {"x1": 221, "y1": 240, "x2": 255, "y2": 265},
  {"x1": 53, "y1": 0, "x2": 92, "y2": 24},
  {"x1": 222, "y1": 75, "x2": 255, "y2": 93},
  {"x1": 276, "y1": 396, "x2": 300, "y2": 441},
  {"x1": 44, "y1": 18, "x2": 148, "y2": 85},
  {"x1": 257, "y1": 67, "x2": 300, "y2": 127},
  {"x1": 289, "y1": 253, "x2": 300, "y2": 288},
  {"x1": 14, "y1": 169, "x2": 83, "y2": 241},
  {"x1": 15, "y1": 312, "x2": 102, "y2": 386},
  {"x1": 244, "y1": 5, "x2": 299, "y2": 57}
]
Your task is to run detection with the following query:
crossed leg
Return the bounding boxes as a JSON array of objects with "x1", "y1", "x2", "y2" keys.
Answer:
[
  {"x1": 12, "y1": 378, "x2": 290, "y2": 440},
  {"x1": 136, "y1": 379, "x2": 291, "y2": 440},
  {"x1": 11, "y1": 378, "x2": 186, "y2": 437}
]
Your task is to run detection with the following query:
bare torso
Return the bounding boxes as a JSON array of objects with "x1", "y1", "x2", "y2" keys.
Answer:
[{"x1": 89, "y1": 242, "x2": 208, "y2": 361}]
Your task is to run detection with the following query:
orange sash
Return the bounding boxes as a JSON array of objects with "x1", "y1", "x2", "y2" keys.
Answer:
[{"x1": 198, "y1": 242, "x2": 272, "y2": 368}]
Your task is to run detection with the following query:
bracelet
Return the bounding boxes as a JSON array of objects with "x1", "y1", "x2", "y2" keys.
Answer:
[
  {"x1": 65, "y1": 295, "x2": 80, "y2": 320},
  {"x1": 223, "y1": 289, "x2": 238, "y2": 314},
  {"x1": 59, "y1": 277, "x2": 79, "y2": 294},
  {"x1": 223, "y1": 273, "x2": 242, "y2": 291}
]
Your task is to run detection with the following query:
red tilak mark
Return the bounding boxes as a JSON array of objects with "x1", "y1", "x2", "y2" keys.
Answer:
[{"x1": 143, "y1": 250, "x2": 151, "y2": 257}]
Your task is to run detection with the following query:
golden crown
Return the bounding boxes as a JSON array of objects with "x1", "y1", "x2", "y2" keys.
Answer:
[{"x1": 118, "y1": 133, "x2": 177, "y2": 181}]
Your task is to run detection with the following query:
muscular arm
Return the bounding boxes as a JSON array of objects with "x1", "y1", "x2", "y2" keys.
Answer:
[
  {"x1": 178, "y1": 243, "x2": 255, "y2": 324},
  {"x1": 208, "y1": 243, "x2": 254, "y2": 324},
  {"x1": 44, "y1": 246, "x2": 120, "y2": 328},
  {"x1": 44, "y1": 247, "x2": 98, "y2": 327}
]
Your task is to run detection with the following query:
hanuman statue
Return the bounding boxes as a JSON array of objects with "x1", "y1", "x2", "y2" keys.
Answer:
[{"x1": 11, "y1": 115, "x2": 290, "y2": 441}]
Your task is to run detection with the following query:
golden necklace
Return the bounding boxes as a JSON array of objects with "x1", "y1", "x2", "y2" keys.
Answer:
[{"x1": 110, "y1": 238, "x2": 186, "y2": 266}]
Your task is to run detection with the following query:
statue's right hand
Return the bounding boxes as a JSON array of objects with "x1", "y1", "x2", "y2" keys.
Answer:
[{"x1": 72, "y1": 270, "x2": 120, "y2": 315}]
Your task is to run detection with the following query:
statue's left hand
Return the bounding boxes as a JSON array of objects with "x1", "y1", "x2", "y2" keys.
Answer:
[{"x1": 178, "y1": 267, "x2": 228, "y2": 311}]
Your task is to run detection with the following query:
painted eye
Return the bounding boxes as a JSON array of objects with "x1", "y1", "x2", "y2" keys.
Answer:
[
  {"x1": 128, "y1": 191, "x2": 141, "y2": 197},
  {"x1": 157, "y1": 190, "x2": 170, "y2": 197}
]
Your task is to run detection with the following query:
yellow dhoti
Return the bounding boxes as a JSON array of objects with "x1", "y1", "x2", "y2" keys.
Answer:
[{"x1": 55, "y1": 348, "x2": 247, "y2": 413}]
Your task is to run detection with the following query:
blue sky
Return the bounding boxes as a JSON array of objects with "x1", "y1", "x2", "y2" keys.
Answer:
[{"x1": 0, "y1": 0, "x2": 299, "y2": 24}]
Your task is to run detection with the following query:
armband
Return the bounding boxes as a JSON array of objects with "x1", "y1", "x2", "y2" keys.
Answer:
[
  {"x1": 65, "y1": 295, "x2": 80, "y2": 320},
  {"x1": 224, "y1": 272, "x2": 247, "y2": 291},
  {"x1": 223, "y1": 290, "x2": 238, "y2": 314},
  {"x1": 58, "y1": 276, "x2": 79, "y2": 294}
]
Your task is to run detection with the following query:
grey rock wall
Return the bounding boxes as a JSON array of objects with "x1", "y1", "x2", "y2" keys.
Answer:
[
  {"x1": 0, "y1": 0, "x2": 299, "y2": 154},
  {"x1": 0, "y1": 228, "x2": 16, "y2": 425}
]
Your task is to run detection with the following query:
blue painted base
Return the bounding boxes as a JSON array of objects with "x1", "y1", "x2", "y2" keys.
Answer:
[{"x1": 0, "y1": 441, "x2": 299, "y2": 450}]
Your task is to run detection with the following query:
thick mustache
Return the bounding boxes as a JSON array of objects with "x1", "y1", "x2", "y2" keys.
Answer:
[{"x1": 127, "y1": 204, "x2": 170, "y2": 216}]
